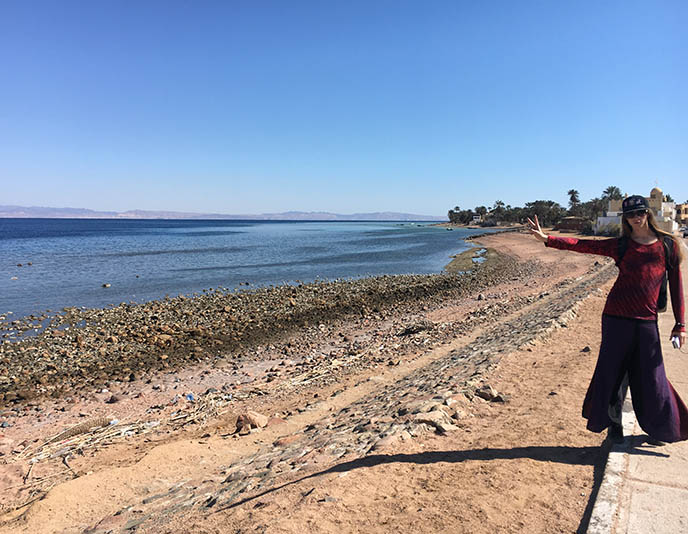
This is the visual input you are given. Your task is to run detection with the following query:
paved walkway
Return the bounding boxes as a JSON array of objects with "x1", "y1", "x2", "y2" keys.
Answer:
[{"x1": 588, "y1": 245, "x2": 688, "y2": 534}]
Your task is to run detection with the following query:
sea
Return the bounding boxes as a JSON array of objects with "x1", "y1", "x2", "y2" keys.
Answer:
[{"x1": 0, "y1": 218, "x2": 491, "y2": 321}]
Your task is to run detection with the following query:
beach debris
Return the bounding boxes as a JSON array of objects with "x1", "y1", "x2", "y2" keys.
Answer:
[
  {"x1": 581, "y1": 346, "x2": 591, "y2": 352},
  {"x1": 168, "y1": 390, "x2": 232, "y2": 428},
  {"x1": 14, "y1": 417, "x2": 151, "y2": 463}
]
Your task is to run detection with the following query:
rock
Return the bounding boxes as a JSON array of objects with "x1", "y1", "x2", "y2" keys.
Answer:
[
  {"x1": 155, "y1": 334, "x2": 173, "y2": 345},
  {"x1": 236, "y1": 410, "x2": 269, "y2": 432},
  {"x1": 475, "y1": 384, "x2": 499, "y2": 401},
  {"x1": 273, "y1": 434, "x2": 300, "y2": 447},
  {"x1": 477, "y1": 293, "x2": 486, "y2": 301},
  {"x1": 372, "y1": 434, "x2": 400, "y2": 451},
  {"x1": 105, "y1": 394, "x2": 120, "y2": 404},
  {"x1": 581, "y1": 346, "x2": 591, "y2": 352},
  {"x1": 413, "y1": 411, "x2": 458, "y2": 433},
  {"x1": 451, "y1": 409, "x2": 467, "y2": 420},
  {"x1": 398, "y1": 400, "x2": 442, "y2": 415},
  {"x1": 396, "y1": 320, "x2": 434, "y2": 336},
  {"x1": 267, "y1": 417, "x2": 286, "y2": 427}
]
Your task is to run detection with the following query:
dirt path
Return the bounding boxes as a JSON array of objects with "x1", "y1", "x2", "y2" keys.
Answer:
[{"x1": 0, "y1": 231, "x2": 616, "y2": 534}]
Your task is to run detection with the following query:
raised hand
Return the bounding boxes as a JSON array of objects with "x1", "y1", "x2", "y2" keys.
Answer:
[{"x1": 527, "y1": 214, "x2": 548, "y2": 243}]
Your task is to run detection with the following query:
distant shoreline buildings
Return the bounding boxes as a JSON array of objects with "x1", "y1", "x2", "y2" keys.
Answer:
[{"x1": 595, "y1": 187, "x2": 680, "y2": 235}]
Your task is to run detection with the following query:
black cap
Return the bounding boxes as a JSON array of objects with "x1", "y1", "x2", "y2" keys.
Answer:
[{"x1": 622, "y1": 195, "x2": 649, "y2": 214}]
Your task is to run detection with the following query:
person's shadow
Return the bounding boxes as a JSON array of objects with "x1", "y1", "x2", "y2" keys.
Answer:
[{"x1": 213, "y1": 441, "x2": 668, "y2": 533}]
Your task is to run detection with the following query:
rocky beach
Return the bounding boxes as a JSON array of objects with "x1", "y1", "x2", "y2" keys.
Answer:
[{"x1": 0, "y1": 230, "x2": 623, "y2": 533}]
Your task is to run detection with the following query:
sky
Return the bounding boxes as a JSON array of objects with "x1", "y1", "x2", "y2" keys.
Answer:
[{"x1": 1, "y1": 1, "x2": 686, "y2": 216}]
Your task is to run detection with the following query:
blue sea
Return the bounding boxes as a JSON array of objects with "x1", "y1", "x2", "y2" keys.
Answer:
[{"x1": 0, "y1": 219, "x2": 488, "y2": 320}]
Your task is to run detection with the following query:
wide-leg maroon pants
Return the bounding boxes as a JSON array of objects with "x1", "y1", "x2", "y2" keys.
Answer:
[{"x1": 582, "y1": 314, "x2": 688, "y2": 442}]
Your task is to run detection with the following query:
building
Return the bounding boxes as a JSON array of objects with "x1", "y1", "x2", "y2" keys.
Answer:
[
  {"x1": 595, "y1": 187, "x2": 679, "y2": 235},
  {"x1": 676, "y1": 202, "x2": 688, "y2": 227},
  {"x1": 556, "y1": 216, "x2": 588, "y2": 232}
]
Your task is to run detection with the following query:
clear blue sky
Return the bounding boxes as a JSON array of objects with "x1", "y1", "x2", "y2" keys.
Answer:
[{"x1": 1, "y1": 1, "x2": 686, "y2": 216}]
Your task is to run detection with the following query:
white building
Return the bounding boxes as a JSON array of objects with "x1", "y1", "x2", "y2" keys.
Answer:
[{"x1": 595, "y1": 187, "x2": 679, "y2": 235}]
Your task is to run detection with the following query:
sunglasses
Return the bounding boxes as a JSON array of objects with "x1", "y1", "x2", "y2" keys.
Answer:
[{"x1": 625, "y1": 210, "x2": 648, "y2": 218}]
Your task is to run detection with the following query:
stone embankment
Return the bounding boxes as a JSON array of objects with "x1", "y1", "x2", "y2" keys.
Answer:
[{"x1": 79, "y1": 259, "x2": 616, "y2": 533}]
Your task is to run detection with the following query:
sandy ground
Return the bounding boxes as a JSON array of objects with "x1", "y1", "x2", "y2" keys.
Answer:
[{"x1": 0, "y1": 231, "x2": 623, "y2": 534}]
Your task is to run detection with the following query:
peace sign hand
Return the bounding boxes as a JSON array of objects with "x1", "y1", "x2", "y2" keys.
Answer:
[{"x1": 527, "y1": 215, "x2": 548, "y2": 243}]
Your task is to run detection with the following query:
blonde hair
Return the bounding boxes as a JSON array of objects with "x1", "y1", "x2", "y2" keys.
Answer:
[{"x1": 622, "y1": 210, "x2": 684, "y2": 264}]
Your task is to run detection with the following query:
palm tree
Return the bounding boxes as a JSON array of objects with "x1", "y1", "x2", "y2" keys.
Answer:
[
  {"x1": 602, "y1": 186, "x2": 623, "y2": 201},
  {"x1": 567, "y1": 189, "x2": 580, "y2": 208}
]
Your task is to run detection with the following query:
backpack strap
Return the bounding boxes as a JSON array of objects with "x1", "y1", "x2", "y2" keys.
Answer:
[
  {"x1": 616, "y1": 236, "x2": 628, "y2": 267},
  {"x1": 662, "y1": 236, "x2": 676, "y2": 270}
]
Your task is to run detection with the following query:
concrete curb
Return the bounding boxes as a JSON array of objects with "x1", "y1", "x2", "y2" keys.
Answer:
[{"x1": 585, "y1": 397, "x2": 636, "y2": 534}]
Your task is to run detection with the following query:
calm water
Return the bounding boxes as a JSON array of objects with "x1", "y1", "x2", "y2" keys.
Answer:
[{"x1": 0, "y1": 219, "x2": 488, "y2": 320}]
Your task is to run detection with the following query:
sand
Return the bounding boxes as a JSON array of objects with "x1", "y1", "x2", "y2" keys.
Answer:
[{"x1": 0, "y1": 230, "x2": 622, "y2": 533}]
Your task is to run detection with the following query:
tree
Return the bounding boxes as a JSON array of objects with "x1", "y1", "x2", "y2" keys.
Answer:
[
  {"x1": 490, "y1": 200, "x2": 506, "y2": 222},
  {"x1": 666, "y1": 194, "x2": 674, "y2": 202},
  {"x1": 448, "y1": 206, "x2": 462, "y2": 223},
  {"x1": 447, "y1": 206, "x2": 475, "y2": 224},
  {"x1": 567, "y1": 189, "x2": 582, "y2": 216},
  {"x1": 579, "y1": 197, "x2": 607, "y2": 220},
  {"x1": 475, "y1": 206, "x2": 488, "y2": 217},
  {"x1": 602, "y1": 186, "x2": 623, "y2": 201},
  {"x1": 523, "y1": 200, "x2": 566, "y2": 227}
]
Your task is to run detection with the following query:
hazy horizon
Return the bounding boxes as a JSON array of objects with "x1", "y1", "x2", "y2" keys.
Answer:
[{"x1": 0, "y1": 204, "x2": 446, "y2": 220}]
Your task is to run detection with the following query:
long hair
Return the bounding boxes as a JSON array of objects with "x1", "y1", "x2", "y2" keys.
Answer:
[{"x1": 622, "y1": 210, "x2": 685, "y2": 264}]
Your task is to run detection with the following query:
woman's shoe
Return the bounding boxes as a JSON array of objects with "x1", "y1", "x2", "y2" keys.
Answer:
[{"x1": 608, "y1": 423, "x2": 624, "y2": 444}]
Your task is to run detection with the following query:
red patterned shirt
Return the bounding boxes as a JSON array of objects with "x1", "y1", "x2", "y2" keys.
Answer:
[{"x1": 545, "y1": 236, "x2": 685, "y2": 331}]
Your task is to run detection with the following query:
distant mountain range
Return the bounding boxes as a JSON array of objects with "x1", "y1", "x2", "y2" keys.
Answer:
[{"x1": 0, "y1": 205, "x2": 446, "y2": 221}]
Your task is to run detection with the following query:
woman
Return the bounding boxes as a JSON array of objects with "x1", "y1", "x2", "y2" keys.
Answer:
[{"x1": 527, "y1": 195, "x2": 687, "y2": 443}]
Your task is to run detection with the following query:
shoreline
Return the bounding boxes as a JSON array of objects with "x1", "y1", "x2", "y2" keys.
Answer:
[
  {"x1": 0, "y1": 250, "x2": 523, "y2": 406},
  {"x1": 0, "y1": 225, "x2": 567, "y2": 407},
  {"x1": 0, "y1": 223, "x2": 510, "y2": 330}
]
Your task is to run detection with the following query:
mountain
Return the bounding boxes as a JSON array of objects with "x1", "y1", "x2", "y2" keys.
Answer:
[{"x1": 0, "y1": 205, "x2": 446, "y2": 221}]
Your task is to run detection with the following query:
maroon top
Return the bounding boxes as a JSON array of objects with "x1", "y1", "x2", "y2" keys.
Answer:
[{"x1": 546, "y1": 236, "x2": 685, "y2": 332}]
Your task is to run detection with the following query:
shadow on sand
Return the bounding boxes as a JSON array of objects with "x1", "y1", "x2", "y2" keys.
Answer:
[{"x1": 213, "y1": 441, "x2": 669, "y2": 531}]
